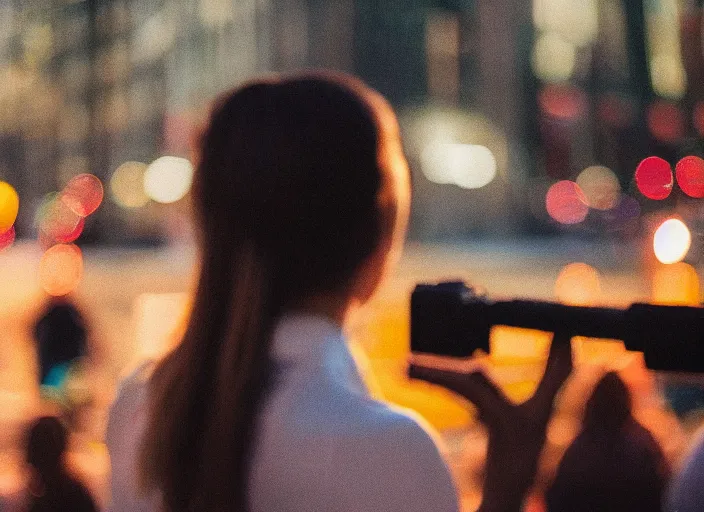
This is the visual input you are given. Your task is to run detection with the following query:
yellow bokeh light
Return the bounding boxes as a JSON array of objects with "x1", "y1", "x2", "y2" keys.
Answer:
[
  {"x1": 0, "y1": 181, "x2": 19, "y2": 234},
  {"x1": 110, "y1": 161, "x2": 149, "y2": 208},
  {"x1": 554, "y1": 262, "x2": 601, "y2": 306},
  {"x1": 144, "y1": 156, "x2": 194, "y2": 204},
  {"x1": 652, "y1": 262, "x2": 699, "y2": 305},
  {"x1": 533, "y1": 0, "x2": 598, "y2": 47},
  {"x1": 576, "y1": 165, "x2": 621, "y2": 210},
  {"x1": 532, "y1": 32, "x2": 576, "y2": 83},
  {"x1": 653, "y1": 218, "x2": 691, "y2": 264}
]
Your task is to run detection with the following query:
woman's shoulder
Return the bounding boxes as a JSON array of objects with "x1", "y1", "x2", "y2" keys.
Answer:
[{"x1": 327, "y1": 401, "x2": 459, "y2": 511}]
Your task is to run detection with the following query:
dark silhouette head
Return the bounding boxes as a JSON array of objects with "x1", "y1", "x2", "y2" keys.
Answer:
[
  {"x1": 34, "y1": 299, "x2": 87, "y2": 383},
  {"x1": 27, "y1": 416, "x2": 68, "y2": 478},
  {"x1": 141, "y1": 72, "x2": 410, "y2": 511},
  {"x1": 583, "y1": 371, "x2": 632, "y2": 433}
]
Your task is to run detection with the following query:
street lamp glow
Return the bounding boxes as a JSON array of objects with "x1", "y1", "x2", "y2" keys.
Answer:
[
  {"x1": 654, "y1": 218, "x2": 691, "y2": 264},
  {"x1": 144, "y1": 156, "x2": 194, "y2": 204}
]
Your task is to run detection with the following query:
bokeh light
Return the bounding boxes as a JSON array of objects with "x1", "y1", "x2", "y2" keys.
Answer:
[
  {"x1": 61, "y1": 174, "x2": 104, "y2": 217},
  {"x1": 38, "y1": 195, "x2": 84, "y2": 247},
  {"x1": 675, "y1": 156, "x2": 704, "y2": 198},
  {"x1": 531, "y1": 32, "x2": 576, "y2": 83},
  {"x1": 554, "y1": 262, "x2": 601, "y2": 305},
  {"x1": 653, "y1": 218, "x2": 691, "y2": 264},
  {"x1": 635, "y1": 156, "x2": 672, "y2": 200},
  {"x1": 646, "y1": 101, "x2": 684, "y2": 143},
  {"x1": 421, "y1": 143, "x2": 497, "y2": 189},
  {"x1": 545, "y1": 180, "x2": 588, "y2": 224},
  {"x1": 652, "y1": 262, "x2": 699, "y2": 305},
  {"x1": 110, "y1": 161, "x2": 149, "y2": 208},
  {"x1": 0, "y1": 225, "x2": 15, "y2": 251},
  {"x1": 576, "y1": 165, "x2": 620, "y2": 210},
  {"x1": 0, "y1": 181, "x2": 19, "y2": 234},
  {"x1": 694, "y1": 102, "x2": 704, "y2": 137},
  {"x1": 144, "y1": 156, "x2": 194, "y2": 204},
  {"x1": 538, "y1": 85, "x2": 587, "y2": 121},
  {"x1": 39, "y1": 244, "x2": 84, "y2": 296},
  {"x1": 650, "y1": 54, "x2": 687, "y2": 101}
]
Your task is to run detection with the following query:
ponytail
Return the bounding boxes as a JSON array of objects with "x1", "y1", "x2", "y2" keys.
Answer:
[{"x1": 140, "y1": 73, "x2": 401, "y2": 511}]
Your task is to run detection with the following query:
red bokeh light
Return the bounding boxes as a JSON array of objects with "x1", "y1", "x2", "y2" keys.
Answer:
[
  {"x1": 545, "y1": 180, "x2": 589, "y2": 225},
  {"x1": 635, "y1": 156, "x2": 673, "y2": 200},
  {"x1": 39, "y1": 244, "x2": 83, "y2": 296},
  {"x1": 538, "y1": 85, "x2": 588, "y2": 122},
  {"x1": 61, "y1": 174, "x2": 104, "y2": 217},
  {"x1": 38, "y1": 197, "x2": 84, "y2": 249},
  {"x1": 646, "y1": 101, "x2": 684, "y2": 143},
  {"x1": 0, "y1": 225, "x2": 15, "y2": 251},
  {"x1": 694, "y1": 102, "x2": 704, "y2": 137},
  {"x1": 675, "y1": 156, "x2": 704, "y2": 198}
]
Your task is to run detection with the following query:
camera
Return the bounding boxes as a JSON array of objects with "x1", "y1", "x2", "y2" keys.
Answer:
[{"x1": 411, "y1": 281, "x2": 704, "y2": 373}]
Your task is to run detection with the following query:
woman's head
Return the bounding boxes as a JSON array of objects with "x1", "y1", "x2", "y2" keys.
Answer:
[
  {"x1": 27, "y1": 416, "x2": 68, "y2": 477},
  {"x1": 194, "y1": 72, "x2": 410, "y2": 313},
  {"x1": 142, "y1": 73, "x2": 410, "y2": 511}
]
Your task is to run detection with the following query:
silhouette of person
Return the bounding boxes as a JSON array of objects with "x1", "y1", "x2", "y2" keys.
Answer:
[
  {"x1": 33, "y1": 299, "x2": 87, "y2": 387},
  {"x1": 546, "y1": 371, "x2": 669, "y2": 512},
  {"x1": 25, "y1": 416, "x2": 97, "y2": 512}
]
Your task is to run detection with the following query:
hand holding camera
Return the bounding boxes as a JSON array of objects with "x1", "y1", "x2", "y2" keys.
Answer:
[{"x1": 410, "y1": 332, "x2": 572, "y2": 512}]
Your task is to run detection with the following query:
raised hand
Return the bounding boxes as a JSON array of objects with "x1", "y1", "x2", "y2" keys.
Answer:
[{"x1": 409, "y1": 332, "x2": 573, "y2": 512}]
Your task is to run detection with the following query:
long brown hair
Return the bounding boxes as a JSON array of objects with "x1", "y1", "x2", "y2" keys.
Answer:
[{"x1": 140, "y1": 73, "x2": 406, "y2": 511}]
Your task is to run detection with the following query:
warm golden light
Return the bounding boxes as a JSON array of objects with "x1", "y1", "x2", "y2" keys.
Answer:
[
  {"x1": 39, "y1": 244, "x2": 84, "y2": 296},
  {"x1": 576, "y1": 165, "x2": 620, "y2": 210},
  {"x1": 110, "y1": 161, "x2": 149, "y2": 208},
  {"x1": 652, "y1": 262, "x2": 699, "y2": 305},
  {"x1": 0, "y1": 181, "x2": 19, "y2": 234},
  {"x1": 144, "y1": 156, "x2": 194, "y2": 204},
  {"x1": 554, "y1": 262, "x2": 601, "y2": 305},
  {"x1": 653, "y1": 218, "x2": 691, "y2": 264}
]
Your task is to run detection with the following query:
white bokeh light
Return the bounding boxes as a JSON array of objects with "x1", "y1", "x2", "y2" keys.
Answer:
[
  {"x1": 144, "y1": 156, "x2": 194, "y2": 204},
  {"x1": 654, "y1": 218, "x2": 691, "y2": 264},
  {"x1": 421, "y1": 143, "x2": 497, "y2": 189}
]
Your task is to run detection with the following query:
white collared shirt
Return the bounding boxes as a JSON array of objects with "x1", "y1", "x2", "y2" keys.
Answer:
[{"x1": 106, "y1": 313, "x2": 459, "y2": 512}]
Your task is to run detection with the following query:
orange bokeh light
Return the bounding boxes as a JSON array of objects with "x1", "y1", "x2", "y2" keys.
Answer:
[
  {"x1": 652, "y1": 262, "x2": 699, "y2": 306},
  {"x1": 0, "y1": 181, "x2": 19, "y2": 234},
  {"x1": 545, "y1": 180, "x2": 588, "y2": 224},
  {"x1": 675, "y1": 156, "x2": 704, "y2": 198},
  {"x1": 39, "y1": 244, "x2": 83, "y2": 296},
  {"x1": 635, "y1": 156, "x2": 673, "y2": 200},
  {"x1": 61, "y1": 174, "x2": 104, "y2": 217},
  {"x1": 554, "y1": 262, "x2": 601, "y2": 306}
]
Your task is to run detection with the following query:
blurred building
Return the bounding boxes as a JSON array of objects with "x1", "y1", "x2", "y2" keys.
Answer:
[{"x1": 0, "y1": 0, "x2": 703, "y2": 245}]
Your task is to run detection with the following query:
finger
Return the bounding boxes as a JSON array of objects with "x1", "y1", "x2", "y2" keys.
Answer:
[
  {"x1": 408, "y1": 363, "x2": 510, "y2": 424},
  {"x1": 531, "y1": 333, "x2": 573, "y2": 411}
]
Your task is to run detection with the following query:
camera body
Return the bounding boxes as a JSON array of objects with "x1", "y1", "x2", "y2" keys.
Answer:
[{"x1": 411, "y1": 281, "x2": 704, "y2": 372}]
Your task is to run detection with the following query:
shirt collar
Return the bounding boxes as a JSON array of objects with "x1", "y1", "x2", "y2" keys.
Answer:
[
  {"x1": 270, "y1": 312, "x2": 345, "y2": 363},
  {"x1": 270, "y1": 313, "x2": 370, "y2": 396}
]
